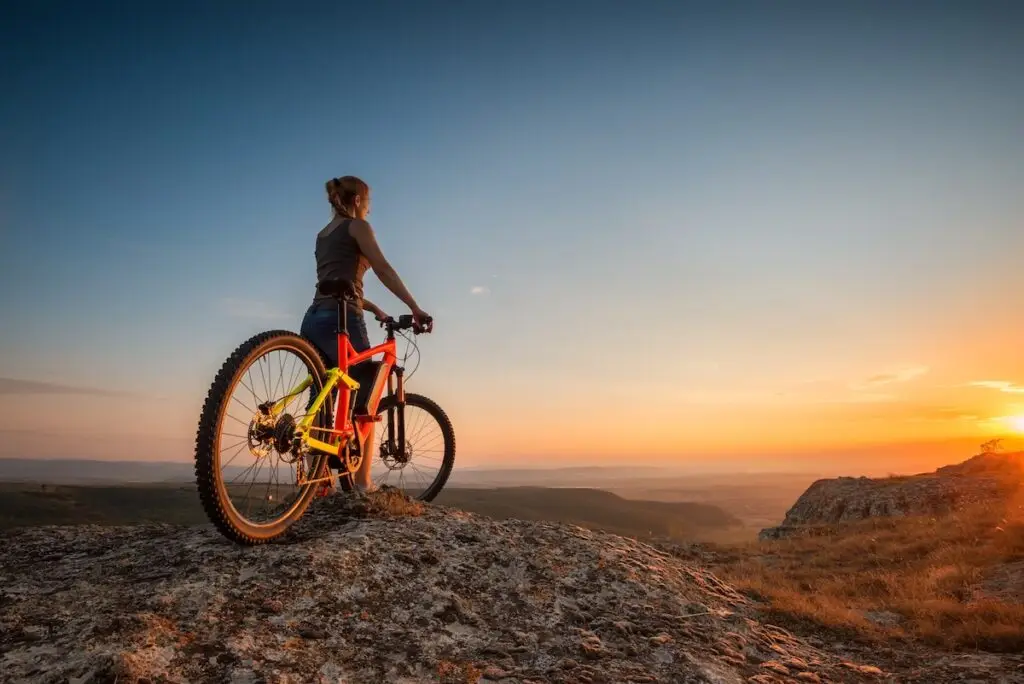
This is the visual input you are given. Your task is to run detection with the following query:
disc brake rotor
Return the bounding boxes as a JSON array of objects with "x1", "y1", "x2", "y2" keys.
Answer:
[
  {"x1": 247, "y1": 416, "x2": 274, "y2": 458},
  {"x1": 380, "y1": 440, "x2": 413, "y2": 470}
]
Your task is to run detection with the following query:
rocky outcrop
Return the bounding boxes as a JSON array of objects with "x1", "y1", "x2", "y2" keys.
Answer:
[
  {"x1": 760, "y1": 452, "x2": 1024, "y2": 540},
  {"x1": 935, "y1": 450, "x2": 1024, "y2": 478},
  {"x1": 0, "y1": 490, "x2": 886, "y2": 683}
]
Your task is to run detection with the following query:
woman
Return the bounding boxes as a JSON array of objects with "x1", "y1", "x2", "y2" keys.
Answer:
[{"x1": 300, "y1": 175, "x2": 431, "y2": 494}]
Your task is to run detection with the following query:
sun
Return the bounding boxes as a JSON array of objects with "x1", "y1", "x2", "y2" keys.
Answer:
[{"x1": 1008, "y1": 415, "x2": 1024, "y2": 434}]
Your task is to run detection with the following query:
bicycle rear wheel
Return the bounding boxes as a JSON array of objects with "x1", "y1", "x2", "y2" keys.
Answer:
[{"x1": 194, "y1": 330, "x2": 333, "y2": 545}]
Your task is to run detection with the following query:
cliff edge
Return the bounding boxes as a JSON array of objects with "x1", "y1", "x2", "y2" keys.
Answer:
[{"x1": 760, "y1": 451, "x2": 1024, "y2": 540}]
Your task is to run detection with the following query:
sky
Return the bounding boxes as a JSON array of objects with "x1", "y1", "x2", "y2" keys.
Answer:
[{"x1": 1, "y1": 0, "x2": 1023, "y2": 473}]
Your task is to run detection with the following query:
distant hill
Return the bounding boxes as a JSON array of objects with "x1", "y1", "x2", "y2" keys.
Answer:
[
  {"x1": 0, "y1": 458, "x2": 808, "y2": 535},
  {"x1": 433, "y1": 486, "x2": 742, "y2": 541},
  {"x1": 0, "y1": 458, "x2": 678, "y2": 486},
  {"x1": 0, "y1": 482, "x2": 741, "y2": 544},
  {"x1": 447, "y1": 465, "x2": 677, "y2": 486},
  {"x1": 0, "y1": 482, "x2": 202, "y2": 527},
  {"x1": 0, "y1": 458, "x2": 196, "y2": 484}
]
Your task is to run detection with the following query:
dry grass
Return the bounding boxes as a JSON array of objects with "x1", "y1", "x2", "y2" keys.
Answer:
[
  {"x1": 707, "y1": 489, "x2": 1024, "y2": 652},
  {"x1": 362, "y1": 486, "x2": 424, "y2": 518}
]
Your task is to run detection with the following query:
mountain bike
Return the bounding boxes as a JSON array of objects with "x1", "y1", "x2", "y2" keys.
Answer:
[{"x1": 193, "y1": 278, "x2": 455, "y2": 546}]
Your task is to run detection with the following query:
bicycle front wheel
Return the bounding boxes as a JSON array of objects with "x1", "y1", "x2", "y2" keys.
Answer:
[
  {"x1": 194, "y1": 330, "x2": 333, "y2": 545},
  {"x1": 371, "y1": 392, "x2": 455, "y2": 501}
]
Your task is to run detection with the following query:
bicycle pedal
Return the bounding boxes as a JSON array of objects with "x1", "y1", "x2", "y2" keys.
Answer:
[{"x1": 354, "y1": 414, "x2": 382, "y2": 424}]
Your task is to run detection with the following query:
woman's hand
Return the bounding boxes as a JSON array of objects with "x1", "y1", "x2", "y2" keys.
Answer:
[{"x1": 412, "y1": 306, "x2": 433, "y2": 332}]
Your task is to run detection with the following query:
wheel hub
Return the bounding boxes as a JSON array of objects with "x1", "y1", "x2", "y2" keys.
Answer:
[
  {"x1": 273, "y1": 414, "x2": 297, "y2": 455},
  {"x1": 379, "y1": 440, "x2": 412, "y2": 470},
  {"x1": 247, "y1": 410, "x2": 299, "y2": 460},
  {"x1": 247, "y1": 417, "x2": 274, "y2": 458}
]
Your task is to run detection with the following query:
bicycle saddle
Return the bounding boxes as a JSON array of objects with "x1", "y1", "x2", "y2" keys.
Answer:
[{"x1": 316, "y1": 278, "x2": 356, "y2": 300}]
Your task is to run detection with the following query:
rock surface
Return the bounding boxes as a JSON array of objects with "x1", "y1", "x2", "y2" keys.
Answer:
[
  {"x1": 0, "y1": 490, "x2": 886, "y2": 684},
  {"x1": 760, "y1": 451, "x2": 1024, "y2": 540}
]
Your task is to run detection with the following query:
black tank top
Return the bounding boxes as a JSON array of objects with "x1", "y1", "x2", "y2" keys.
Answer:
[{"x1": 312, "y1": 217, "x2": 369, "y2": 311}]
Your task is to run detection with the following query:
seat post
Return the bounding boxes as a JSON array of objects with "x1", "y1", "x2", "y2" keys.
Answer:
[{"x1": 336, "y1": 298, "x2": 348, "y2": 336}]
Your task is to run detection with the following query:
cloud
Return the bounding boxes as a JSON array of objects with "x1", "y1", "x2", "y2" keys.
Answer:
[
  {"x1": 778, "y1": 371, "x2": 917, "y2": 405},
  {"x1": 219, "y1": 298, "x2": 291, "y2": 320},
  {"x1": 855, "y1": 365, "x2": 929, "y2": 388},
  {"x1": 901, "y1": 405, "x2": 984, "y2": 424},
  {"x1": 470, "y1": 286, "x2": 490, "y2": 296},
  {"x1": 968, "y1": 380, "x2": 1024, "y2": 394},
  {"x1": 847, "y1": 362, "x2": 929, "y2": 389},
  {"x1": 0, "y1": 378, "x2": 136, "y2": 397}
]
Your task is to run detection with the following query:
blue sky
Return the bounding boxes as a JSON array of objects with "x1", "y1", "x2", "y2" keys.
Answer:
[{"x1": 1, "y1": 1, "x2": 1022, "y2": 469}]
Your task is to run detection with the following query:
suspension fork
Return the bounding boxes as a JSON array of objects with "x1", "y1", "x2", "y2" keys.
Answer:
[{"x1": 386, "y1": 365, "x2": 407, "y2": 453}]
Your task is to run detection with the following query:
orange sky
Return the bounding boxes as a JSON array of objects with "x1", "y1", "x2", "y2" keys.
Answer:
[{"x1": 3, "y1": 336, "x2": 1023, "y2": 476}]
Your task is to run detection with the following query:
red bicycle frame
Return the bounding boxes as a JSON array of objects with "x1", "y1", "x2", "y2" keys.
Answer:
[{"x1": 325, "y1": 297, "x2": 408, "y2": 456}]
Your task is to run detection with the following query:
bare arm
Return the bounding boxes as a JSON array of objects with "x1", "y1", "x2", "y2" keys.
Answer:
[
  {"x1": 349, "y1": 220, "x2": 421, "y2": 312},
  {"x1": 360, "y1": 297, "x2": 387, "y2": 320}
]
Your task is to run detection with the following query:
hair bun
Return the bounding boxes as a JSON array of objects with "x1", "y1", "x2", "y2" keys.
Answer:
[{"x1": 325, "y1": 175, "x2": 369, "y2": 218}]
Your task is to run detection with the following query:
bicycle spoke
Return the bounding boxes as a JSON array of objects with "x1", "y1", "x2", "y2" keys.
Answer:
[
  {"x1": 273, "y1": 351, "x2": 286, "y2": 401},
  {"x1": 239, "y1": 376, "x2": 261, "y2": 413},
  {"x1": 231, "y1": 394, "x2": 255, "y2": 414},
  {"x1": 255, "y1": 356, "x2": 271, "y2": 405}
]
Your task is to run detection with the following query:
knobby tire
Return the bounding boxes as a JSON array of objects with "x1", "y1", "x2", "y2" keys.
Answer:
[{"x1": 194, "y1": 330, "x2": 331, "y2": 546}]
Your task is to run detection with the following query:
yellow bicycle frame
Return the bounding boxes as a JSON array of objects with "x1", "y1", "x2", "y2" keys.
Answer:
[{"x1": 268, "y1": 367, "x2": 360, "y2": 457}]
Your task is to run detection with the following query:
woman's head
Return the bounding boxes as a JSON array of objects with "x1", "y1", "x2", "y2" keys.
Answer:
[{"x1": 326, "y1": 176, "x2": 371, "y2": 220}]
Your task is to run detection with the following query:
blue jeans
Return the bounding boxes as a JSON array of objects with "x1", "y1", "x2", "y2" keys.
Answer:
[{"x1": 300, "y1": 302, "x2": 377, "y2": 413}]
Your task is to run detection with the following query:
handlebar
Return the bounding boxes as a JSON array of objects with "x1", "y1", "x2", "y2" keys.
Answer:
[{"x1": 380, "y1": 314, "x2": 433, "y2": 335}]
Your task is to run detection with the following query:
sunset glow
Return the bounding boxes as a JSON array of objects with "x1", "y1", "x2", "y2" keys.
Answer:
[{"x1": 1008, "y1": 415, "x2": 1024, "y2": 435}]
